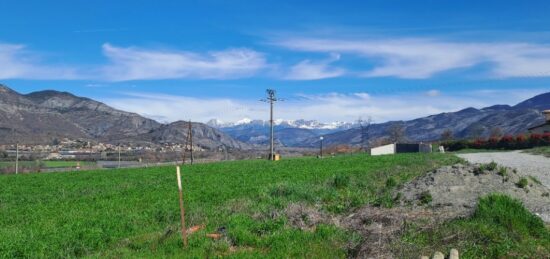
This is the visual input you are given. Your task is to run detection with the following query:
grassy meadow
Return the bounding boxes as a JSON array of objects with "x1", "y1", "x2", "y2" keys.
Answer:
[
  {"x1": 0, "y1": 153, "x2": 460, "y2": 258},
  {"x1": 1, "y1": 153, "x2": 548, "y2": 258},
  {"x1": 0, "y1": 160, "x2": 95, "y2": 169}
]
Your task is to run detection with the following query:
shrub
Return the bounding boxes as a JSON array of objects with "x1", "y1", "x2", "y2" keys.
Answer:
[
  {"x1": 516, "y1": 178, "x2": 528, "y2": 189},
  {"x1": 497, "y1": 167, "x2": 508, "y2": 177},
  {"x1": 418, "y1": 191, "x2": 432, "y2": 205},
  {"x1": 486, "y1": 161, "x2": 498, "y2": 171}
]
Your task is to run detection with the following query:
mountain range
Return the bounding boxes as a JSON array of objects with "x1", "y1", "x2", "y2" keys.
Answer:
[
  {"x1": 1, "y1": 83, "x2": 549, "y2": 150},
  {"x1": 209, "y1": 92, "x2": 550, "y2": 148},
  {"x1": 299, "y1": 93, "x2": 550, "y2": 147},
  {"x1": 0, "y1": 84, "x2": 249, "y2": 150},
  {"x1": 206, "y1": 118, "x2": 355, "y2": 146}
]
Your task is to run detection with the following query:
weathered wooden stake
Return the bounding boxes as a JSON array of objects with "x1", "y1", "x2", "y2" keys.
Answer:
[{"x1": 176, "y1": 166, "x2": 188, "y2": 247}]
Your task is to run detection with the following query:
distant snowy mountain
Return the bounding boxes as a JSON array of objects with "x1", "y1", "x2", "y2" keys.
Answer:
[
  {"x1": 206, "y1": 118, "x2": 357, "y2": 146},
  {"x1": 207, "y1": 118, "x2": 356, "y2": 130}
]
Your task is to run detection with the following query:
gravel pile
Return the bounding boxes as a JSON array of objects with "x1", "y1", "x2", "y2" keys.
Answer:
[{"x1": 399, "y1": 163, "x2": 550, "y2": 222}]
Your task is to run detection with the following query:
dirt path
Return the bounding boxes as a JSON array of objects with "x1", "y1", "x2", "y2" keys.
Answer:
[{"x1": 457, "y1": 151, "x2": 550, "y2": 189}]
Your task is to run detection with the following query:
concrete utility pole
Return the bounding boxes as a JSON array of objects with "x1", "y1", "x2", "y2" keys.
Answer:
[{"x1": 261, "y1": 89, "x2": 281, "y2": 160}]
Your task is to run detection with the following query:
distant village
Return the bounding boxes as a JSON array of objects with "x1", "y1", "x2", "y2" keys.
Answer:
[{"x1": 0, "y1": 138, "x2": 205, "y2": 161}]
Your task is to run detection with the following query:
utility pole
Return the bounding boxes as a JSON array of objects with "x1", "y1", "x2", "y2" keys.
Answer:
[
  {"x1": 13, "y1": 129, "x2": 18, "y2": 175},
  {"x1": 15, "y1": 143, "x2": 19, "y2": 175},
  {"x1": 188, "y1": 121, "x2": 194, "y2": 165},
  {"x1": 319, "y1": 136, "x2": 324, "y2": 158},
  {"x1": 118, "y1": 145, "x2": 121, "y2": 168},
  {"x1": 182, "y1": 121, "x2": 194, "y2": 165},
  {"x1": 261, "y1": 89, "x2": 281, "y2": 160}
]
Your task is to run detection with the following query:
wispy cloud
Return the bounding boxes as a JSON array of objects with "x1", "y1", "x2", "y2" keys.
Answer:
[
  {"x1": 101, "y1": 44, "x2": 267, "y2": 81},
  {"x1": 0, "y1": 43, "x2": 82, "y2": 80},
  {"x1": 102, "y1": 88, "x2": 547, "y2": 124},
  {"x1": 0, "y1": 42, "x2": 268, "y2": 81},
  {"x1": 274, "y1": 37, "x2": 550, "y2": 79},
  {"x1": 284, "y1": 53, "x2": 345, "y2": 80}
]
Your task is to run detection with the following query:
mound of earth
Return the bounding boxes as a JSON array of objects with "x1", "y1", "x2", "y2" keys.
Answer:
[
  {"x1": 282, "y1": 163, "x2": 550, "y2": 258},
  {"x1": 399, "y1": 163, "x2": 550, "y2": 222}
]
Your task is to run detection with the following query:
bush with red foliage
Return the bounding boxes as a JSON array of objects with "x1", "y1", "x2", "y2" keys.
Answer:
[{"x1": 441, "y1": 132, "x2": 550, "y2": 151}]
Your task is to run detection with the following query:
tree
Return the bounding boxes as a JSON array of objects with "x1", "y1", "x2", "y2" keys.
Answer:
[
  {"x1": 441, "y1": 129, "x2": 454, "y2": 141},
  {"x1": 467, "y1": 123, "x2": 485, "y2": 139},
  {"x1": 388, "y1": 123, "x2": 407, "y2": 143},
  {"x1": 0, "y1": 149, "x2": 7, "y2": 159},
  {"x1": 357, "y1": 116, "x2": 373, "y2": 151},
  {"x1": 490, "y1": 127, "x2": 503, "y2": 138}
]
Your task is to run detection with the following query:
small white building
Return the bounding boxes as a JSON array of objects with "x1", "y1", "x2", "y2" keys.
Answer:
[
  {"x1": 370, "y1": 143, "x2": 396, "y2": 156},
  {"x1": 369, "y1": 143, "x2": 433, "y2": 156}
]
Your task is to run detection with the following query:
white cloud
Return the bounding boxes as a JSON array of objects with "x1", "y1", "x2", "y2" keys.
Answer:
[
  {"x1": 284, "y1": 53, "x2": 345, "y2": 80},
  {"x1": 0, "y1": 43, "x2": 82, "y2": 80},
  {"x1": 101, "y1": 44, "x2": 267, "y2": 81},
  {"x1": 274, "y1": 38, "x2": 550, "y2": 79},
  {"x1": 0, "y1": 42, "x2": 267, "y2": 81},
  {"x1": 102, "y1": 89, "x2": 548, "y2": 124}
]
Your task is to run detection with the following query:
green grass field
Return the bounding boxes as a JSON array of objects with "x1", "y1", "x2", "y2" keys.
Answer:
[
  {"x1": 0, "y1": 153, "x2": 548, "y2": 258},
  {"x1": 0, "y1": 160, "x2": 94, "y2": 169}
]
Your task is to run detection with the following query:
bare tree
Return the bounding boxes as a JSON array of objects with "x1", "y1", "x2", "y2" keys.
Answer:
[
  {"x1": 388, "y1": 123, "x2": 407, "y2": 143},
  {"x1": 357, "y1": 116, "x2": 373, "y2": 151},
  {"x1": 467, "y1": 123, "x2": 485, "y2": 139},
  {"x1": 441, "y1": 129, "x2": 454, "y2": 142}
]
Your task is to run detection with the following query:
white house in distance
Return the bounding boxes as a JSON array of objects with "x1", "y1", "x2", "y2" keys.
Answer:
[
  {"x1": 528, "y1": 110, "x2": 550, "y2": 134},
  {"x1": 370, "y1": 143, "x2": 433, "y2": 156}
]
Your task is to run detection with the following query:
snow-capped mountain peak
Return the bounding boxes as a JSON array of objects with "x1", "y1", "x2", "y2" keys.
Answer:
[{"x1": 207, "y1": 118, "x2": 357, "y2": 130}]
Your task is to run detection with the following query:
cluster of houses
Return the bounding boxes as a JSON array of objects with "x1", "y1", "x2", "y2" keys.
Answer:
[{"x1": 0, "y1": 138, "x2": 203, "y2": 161}]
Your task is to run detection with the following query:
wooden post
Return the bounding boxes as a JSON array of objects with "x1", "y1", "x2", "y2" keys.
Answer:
[{"x1": 176, "y1": 166, "x2": 188, "y2": 247}]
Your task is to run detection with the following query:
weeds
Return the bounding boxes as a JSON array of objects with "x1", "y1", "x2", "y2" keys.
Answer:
[
  {"x1": 399, "y1": 194, "x2": 550, "y2": 258},
  {"x1": 497, "y1": 167, "x2": 508, "y2": 177},
  {"x1": 418, "y1": 191, "x2": 432, "y2": 205},
  {"x1": 516, "y1": 177, "x2": 529, "y2": 189}
]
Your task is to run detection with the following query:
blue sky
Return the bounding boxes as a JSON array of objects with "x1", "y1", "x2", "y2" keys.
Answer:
[{"x1": 1, "y1": 0, "x2": 550, "y2": 123}]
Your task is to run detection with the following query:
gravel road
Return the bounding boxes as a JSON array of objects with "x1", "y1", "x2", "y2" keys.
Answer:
[{"x1": 457, "y1": 151, "x2": 550, "y2": 189}]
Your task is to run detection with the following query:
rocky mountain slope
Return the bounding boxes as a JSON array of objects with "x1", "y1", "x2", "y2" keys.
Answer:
[
  {"x1": 299, "y1": 93, "x2": 550, "y2": 147},
  {"x1": 207, "y1": 118, "x2": 355, "y2": 146},
  {"x1": 0, "y1": 84, "x2": 249, "y2": 149}
]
